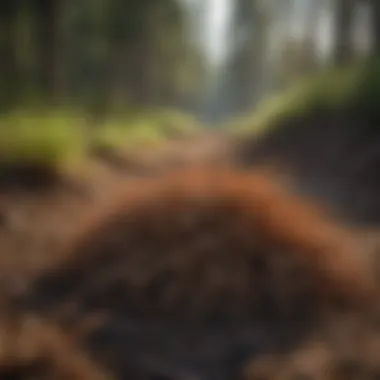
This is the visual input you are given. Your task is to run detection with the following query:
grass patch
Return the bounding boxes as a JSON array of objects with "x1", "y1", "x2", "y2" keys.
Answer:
[
  {"x1": 91, "y1": 117, "x2": 165, "y2": 151},
  {"x1": 0, "y1": 109, "x2": 86, "y2": 169},
  {"x1": 89, "y1": 107, "x2": 200, "y2": 151},
  {"x1": 0, "y1": 107, "x2": 201, "y2": 183}
]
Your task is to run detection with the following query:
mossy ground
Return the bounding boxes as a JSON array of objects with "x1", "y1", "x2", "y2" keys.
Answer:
[
  {"x1": 0, "y1": 107, "x2": 200, "y2": 188},
  {"x1": 229, "y1": 58, "x2": 380, "y2": 137}
]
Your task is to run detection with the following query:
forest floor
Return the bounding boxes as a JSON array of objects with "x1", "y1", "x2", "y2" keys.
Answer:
[
  {"x1": 0, "y1": 132, "x2": 234, "y2": 300},
  {"x1": 1, "y1": 131, "x2": 380, "y2": 379}
]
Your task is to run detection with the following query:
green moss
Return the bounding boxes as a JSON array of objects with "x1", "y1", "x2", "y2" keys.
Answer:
[
  {"x1": 91, "y1": 118, "x2": 165, "y2": 150},
  {"x1": 0, "y1": 106, "x2": 201, "y2": 177},
  {"x1": 230, "y1": 59, "x2": 380, "y2": 137},
  {"x1": 0, "y1": 110, "x2": 86, "y2": 170},
  {"x1": 148, "y1": 108, "x2": 200, "y2": 137},
  {"x1": 90, "y1": 108, "x2": 200, "y2": 151}
]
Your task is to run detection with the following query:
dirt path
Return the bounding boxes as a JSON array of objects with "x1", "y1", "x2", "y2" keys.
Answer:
[{"x1": 92, "y1": 131, "x2": 233, "y2": 174}]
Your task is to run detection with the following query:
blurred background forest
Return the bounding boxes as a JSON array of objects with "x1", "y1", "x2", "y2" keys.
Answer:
[
  {"x1": 1, "y1": 0, "x2": 380, "y2": 165},
  {"x1": 1, "y1": 0, "x2": 207, "y2": 117},
  {"x1": 3, "y1": 3, "x2": 380, "y2": 380},
  {"x1": 3, "y1": 0, "x2": 380, "y2": 119}
]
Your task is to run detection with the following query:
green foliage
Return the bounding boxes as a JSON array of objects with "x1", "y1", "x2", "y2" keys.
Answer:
[
  {"x1": 148, "y1": 108, "x2": 200, "y2": 137},
  {"x1": 0, "y1": 107, "x2": 200, "y2": 173},
  {"x1": 229, "y1": 59, "x2": 378, "y2": 136},
  {"x1": 91, "y1": 108, "x2": 200, "y2": 151},
  {"x1": 0, "y1": 0, "x2": 206, "y2": 111},
  {"x1": 0, "y1": 110, "x2": 86, "y2": 169},
  {"x1": 91, "y1": 118, "x2": 164, "y2": 150},
  {"x1": 0, "y1": 0, "x2": 205, "y2": 174}
]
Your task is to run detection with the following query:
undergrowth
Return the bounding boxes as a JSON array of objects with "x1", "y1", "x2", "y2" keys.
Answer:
[
  {"x1": 229, "y1": 58, "x2": 380, "y2": 137},
  {"x1": 0, "y1": 107, "x2": 200, "y2": 183}
]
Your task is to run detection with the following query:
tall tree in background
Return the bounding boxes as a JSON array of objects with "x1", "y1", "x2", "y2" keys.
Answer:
[
  {"x1": 0, "y1": 2, "x2": 21, "y2": 109},
  {"x1": 369, "y1": 0, "x2": 380, "y2": 54},
  {"x1": 218, "y1": 0, "x2": 269, "y2": 118},
  {"x1": 334, "y1": 0, "x2": 355, "y2": 64},
  {"x1": 276, "y1": 37, "x2": 319, "y2": 87},
  {"x1": 33, "y1": 0, "x2": 62, "y2": 105},
  {"x1": 0, "y1": 0, "x2": 205, "y2": 113}
]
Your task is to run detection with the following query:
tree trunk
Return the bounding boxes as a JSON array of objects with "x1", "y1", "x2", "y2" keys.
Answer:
[
  {"x1": 370, "y1": 0, "x2": 380, "y2": 55},
  {"x1": 34, "y1": 0, "x2": 62, "y2": 105},
  {"x1": 334, "y1": 0, "x2": 355, "y2": 64},
  {"x1": 0, "y1": 2, "x2": 20, "y2": 109}
]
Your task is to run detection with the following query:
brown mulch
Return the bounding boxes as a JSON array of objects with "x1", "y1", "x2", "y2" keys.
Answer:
[{"x1": 0, "y1": 134, "x2": 379, "y2": 380}]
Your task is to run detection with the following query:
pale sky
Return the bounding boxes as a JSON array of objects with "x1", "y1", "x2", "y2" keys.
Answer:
[
  {"x1": 182, "y1": 0, "x2": 370, "y2": 65},
  {"x1": 204, "y1": 0, "x2": 232, "y2": 64},
  {"x1": 200, "y1": 0, "x2": 331, "y2": 64}
]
